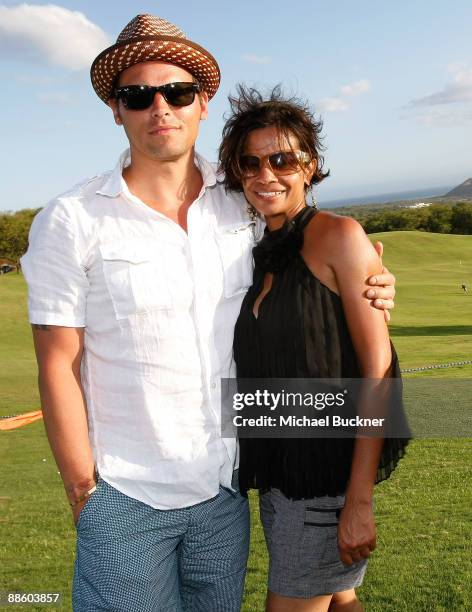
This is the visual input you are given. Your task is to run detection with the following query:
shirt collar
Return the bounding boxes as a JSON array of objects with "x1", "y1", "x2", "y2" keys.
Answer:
[
  {"x1": 194, "y1": 151, "x2": 225, "y2": 188},
  {"x1": 96, "y1": 149, "x2": 223, "y2": 198},
  {"x1": 96, "y1": 149, "x2": 130, "y2": 198}
]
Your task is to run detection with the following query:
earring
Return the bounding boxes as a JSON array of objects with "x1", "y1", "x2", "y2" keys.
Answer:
[
  {"x1": 246, "y1": 203, "x2": 258, "y2": 222},
  {"x1": 309, "y1": 186, "x2": 318, "y2": 209}
]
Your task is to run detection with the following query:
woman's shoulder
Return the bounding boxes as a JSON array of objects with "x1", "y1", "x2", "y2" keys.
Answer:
[
  {"x1": 305, "y1": 210, "x2": 367, "y2": 250},
  {"x1": 303, "y1": 209, "x2": 379, "y2": 281},
  {"x1": 311, "y1": 209, "x2": 362, "y2": 232}
]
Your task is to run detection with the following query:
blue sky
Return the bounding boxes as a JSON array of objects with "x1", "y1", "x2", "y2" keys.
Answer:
[{"x1": 1, "y1": 0, "x2": 472, "y2": 211}]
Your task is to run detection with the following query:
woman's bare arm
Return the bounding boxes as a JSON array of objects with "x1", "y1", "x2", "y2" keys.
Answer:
[{"x1": 303, "y1": 212, "x2": 393, "y2": 565}]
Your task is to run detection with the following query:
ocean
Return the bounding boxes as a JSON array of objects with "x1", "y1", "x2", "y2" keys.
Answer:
[{"x1": 319, "y1": 185, "x2": 453, "y2": 209}]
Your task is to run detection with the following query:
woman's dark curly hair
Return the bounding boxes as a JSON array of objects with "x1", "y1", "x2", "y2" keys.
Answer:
[{"x1": 218, "y1": 84, "x2": 330, "y2": 192}]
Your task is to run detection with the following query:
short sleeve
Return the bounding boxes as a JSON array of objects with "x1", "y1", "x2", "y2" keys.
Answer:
[{"x1": 21, "y1": 200, "x2": 89, "y2": 327}]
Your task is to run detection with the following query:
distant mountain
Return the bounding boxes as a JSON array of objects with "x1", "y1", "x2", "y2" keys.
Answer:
[{"x1": 444, "y1": 178, "x2": 472, "y2": 198}]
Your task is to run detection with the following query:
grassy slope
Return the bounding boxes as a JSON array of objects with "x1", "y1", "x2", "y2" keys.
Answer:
[
  {"x1": 370, "y1": 231, "x2": 472, "y2": 373},
  {"x1": 1, "y1": 231, "x2": 471, "y2": 611}
]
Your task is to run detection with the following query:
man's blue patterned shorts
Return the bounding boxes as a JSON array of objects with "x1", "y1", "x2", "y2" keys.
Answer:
[{"x1": 73, "y1": 473, "x2": 250, "y2": 611}]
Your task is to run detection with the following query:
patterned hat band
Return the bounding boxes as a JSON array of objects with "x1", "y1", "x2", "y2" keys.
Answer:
[{"x1": 90, "y1": 15, "x2": 220, "y2": 103}]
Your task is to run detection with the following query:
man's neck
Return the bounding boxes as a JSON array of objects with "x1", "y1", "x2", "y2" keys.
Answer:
[{"x1": 122, "y1": 148, "x2": 204, "y2": 232}]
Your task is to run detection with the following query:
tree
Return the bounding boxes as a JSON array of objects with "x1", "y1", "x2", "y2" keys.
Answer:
[
  {"x1": 450, "y1": 202, "x2": 472, "y2": 234},
  {"x1": 0, "y1": 208, "x2": 41, "y2": 263},
  {"x1": 426, "y1": 205, "x2": 452, "y2": 233}
]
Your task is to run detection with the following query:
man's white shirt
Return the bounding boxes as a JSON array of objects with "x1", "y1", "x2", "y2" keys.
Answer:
[{"x1": 22, "y1": 150, "x2": 262, "y2": 510}]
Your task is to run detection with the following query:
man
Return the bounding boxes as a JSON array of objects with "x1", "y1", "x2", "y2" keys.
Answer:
[{"x1": 21, "y1": 14, "x2": 396, "y2": 612}]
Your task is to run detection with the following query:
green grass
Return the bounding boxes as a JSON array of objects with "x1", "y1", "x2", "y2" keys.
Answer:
[
  {"x1": 371, "y1": 231, "x2": 472, "y2": 372},
  {"x1": 0, "y1": 422, "x2": 73, "y2": 612},
  {"x1": 1, "y1": 231, "x2": 472, "y2": 611},
  {"x1": 0, "y1": 274, "x2": 39, "y2": 416}
]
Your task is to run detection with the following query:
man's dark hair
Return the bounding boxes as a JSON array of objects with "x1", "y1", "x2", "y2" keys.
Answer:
[{"x1": 218, "y1": 84, "x2": 330, "y2": 192}]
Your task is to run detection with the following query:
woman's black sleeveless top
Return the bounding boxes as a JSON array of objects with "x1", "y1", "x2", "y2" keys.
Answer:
[{"x1": 233, "y1": 207, "x2": 409, "y2": 499}]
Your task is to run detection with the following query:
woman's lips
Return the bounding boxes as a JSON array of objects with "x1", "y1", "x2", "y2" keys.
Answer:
[{"x1": 253, "y1": 190, "x2": 285, "y2": 200}]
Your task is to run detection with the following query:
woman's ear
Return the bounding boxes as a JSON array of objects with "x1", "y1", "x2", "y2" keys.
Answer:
[{"x1": 304, "y1": 159, "x2": 317, "y2": 186}]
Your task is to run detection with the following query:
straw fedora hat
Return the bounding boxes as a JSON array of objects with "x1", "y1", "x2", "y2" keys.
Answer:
[{"x1": 91, "y1": 14, "x2": 220, "y2": 103}]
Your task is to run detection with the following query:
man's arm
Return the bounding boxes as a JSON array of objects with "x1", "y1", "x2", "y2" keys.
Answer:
[{"x1": 32, "y1": 325, "x2": 96, "y2": 524}]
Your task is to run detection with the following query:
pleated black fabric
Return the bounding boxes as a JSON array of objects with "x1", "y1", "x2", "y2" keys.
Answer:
[{"x1": 234, "y1": 206, "x2": 409, "y2": 499}]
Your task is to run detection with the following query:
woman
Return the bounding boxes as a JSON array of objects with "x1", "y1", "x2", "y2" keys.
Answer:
[{"x1": 218, "y1": 86, "x2": 409, "y2": 612}]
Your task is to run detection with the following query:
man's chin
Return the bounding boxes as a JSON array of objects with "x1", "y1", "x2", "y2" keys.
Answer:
[{"x1": 146, "y1": 146, "x2": 191, "y2": 162}]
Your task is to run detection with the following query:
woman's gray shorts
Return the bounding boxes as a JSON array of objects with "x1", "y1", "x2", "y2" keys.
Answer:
[{"x1": 259, "y1": 488, "x2": 368, "y2": 598}]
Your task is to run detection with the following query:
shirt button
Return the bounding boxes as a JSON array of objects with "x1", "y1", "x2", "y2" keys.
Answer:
[{"x1": 211, "y1": 382, "x2": 217, "y2": 389}]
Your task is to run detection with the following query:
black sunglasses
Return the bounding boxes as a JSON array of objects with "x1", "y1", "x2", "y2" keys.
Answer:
[
  {"x1": 113, "y1": 82, "x2": 201, "y2": 110},
  {"x1": 239, "y1": 150, "x2": 311, "y2": 177}
]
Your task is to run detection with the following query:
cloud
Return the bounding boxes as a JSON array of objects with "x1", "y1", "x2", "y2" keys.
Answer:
[
  {"x1": 400, "y1": 106, "x2": 472, "y2": 127},
  {"x1": 242, "y1": 53, "x2": 272, "y2": 65},
  {"x1": 318, "y1": 97, "x2": 349, "y2": 113},
  {"x1": 37, "y1": 91, "x2": 72, "y2": 104},
  {"x1": 402, "y1": 64, "x2": 472, "y2": 126},
  {"x1": 340, "y1": 79, "x2": 371, "y2": 97},
  {"x1": 408, "y1": 65, "x2": 472, "y2": 107},
  {"x1": 423, "y1": 108, "x2": 472, "y2": 126},
  {"x1": 318, "y1": 79, "x2": 371, "y2": 113},
  {"x1": 0, "y1": 4, "x2": 110, "y2": 71}
]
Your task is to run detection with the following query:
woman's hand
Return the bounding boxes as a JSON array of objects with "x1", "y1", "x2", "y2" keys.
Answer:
[
  {"x1": 369, "y1": 241, "x2": 395, "y2": 322},
  {"x1": 337, "y1": 498, "x2": 376, "y2": 566}
]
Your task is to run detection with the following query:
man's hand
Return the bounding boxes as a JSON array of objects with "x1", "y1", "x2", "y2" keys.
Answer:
[
  {"x1": 67, "y1": 478, "x2": 97, "y2": 526},
  {"x1": 368, "y1": 241, "x2": 396, "y2": 322},
  {"x1": 337, "y1": 498, "x2": 376, "y2": 566},
  {"x1": 72, "y1": 498, "x2": 89, "y2": 526}
]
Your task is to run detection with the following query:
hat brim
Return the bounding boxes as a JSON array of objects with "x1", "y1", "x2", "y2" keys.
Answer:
[{"x1": 91, "y1": 35, "x2": 220, "y2": 103}]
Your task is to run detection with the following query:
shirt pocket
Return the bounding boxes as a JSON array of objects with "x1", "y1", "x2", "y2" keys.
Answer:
[
  {"x1": 215, "y1": 222, "x2": 255, "y2": 298},
  {"x1": 99, "y1": 241, "x2": 172, "y2": 320}
]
